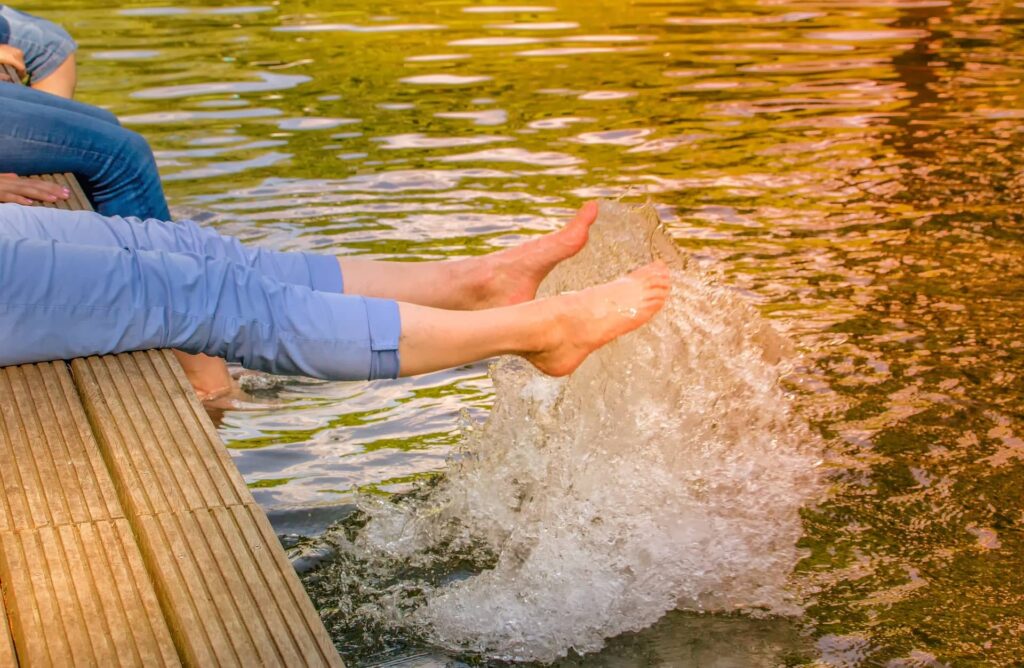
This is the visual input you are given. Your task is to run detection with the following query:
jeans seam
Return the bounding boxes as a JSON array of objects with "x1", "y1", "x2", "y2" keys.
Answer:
[{"x1": 0, "y1": 132, "x2": 130, "y2": 164}]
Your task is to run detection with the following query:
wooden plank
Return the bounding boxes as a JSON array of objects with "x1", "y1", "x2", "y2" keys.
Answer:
[
  {"x1": 0, "y1": 521, "x2": 178, "y2": 667},
  {"x1": 0, "y1": 361, "x2": 180, "y2": 667},
  {"x1": 240, "y1": 504, "x2": 343, "y2": 663},
  {"x1": 0, "y1": 363, "x2": 122, "y2": 531},
  {"x1": 70, "y1": 351, "x2": 249, "y2": 515},
  {"x1": 59, "y1": 172, "x2": 93, "y2": 211},
  {"x1": 0, "y1": 580, "x2": 17, "y2": 667},
  {"x1": 74, "y1": 351, "x2": 344, "y2": 667}
]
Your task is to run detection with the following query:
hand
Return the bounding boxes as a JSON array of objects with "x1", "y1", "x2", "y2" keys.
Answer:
[
  {"x1": 0, "y1": 173, "x2": 71, "y2": 205},
  {"x1": 0, "y1": 45, "x2": 26, "y2": 77}
]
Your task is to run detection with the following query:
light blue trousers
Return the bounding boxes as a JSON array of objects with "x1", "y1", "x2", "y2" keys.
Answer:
[{"x1": 0, "y1": 204, "x2": 401, "y2": 380}]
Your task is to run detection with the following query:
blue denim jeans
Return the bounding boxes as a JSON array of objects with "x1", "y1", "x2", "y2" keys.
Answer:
[
  {"x1": 0, "y1": 5, "x2": 75, "y2": 80},
  {"x1": 0, "y1": 83, "x2": 171, "y2": 220},
  {"x1": 0, "y1": 204, "x2": 402, "y2": 380}
]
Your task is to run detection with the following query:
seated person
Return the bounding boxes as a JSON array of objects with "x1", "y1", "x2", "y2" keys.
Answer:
[
  {"x1": 0, "y1": 22, "x2": 229, "y2": 395},
  {"x1": 0, "y1": 5, "x2": 76, "y2": 97},
  {"x1": 0, "y1": 84, "x2": 168, "y2": 219},
  {"x1": 0, "y1": 21, "x2": 164, "y2": 218},
  {"x1": 0, "y1": 202, "x2": 669, "y2": 383}
]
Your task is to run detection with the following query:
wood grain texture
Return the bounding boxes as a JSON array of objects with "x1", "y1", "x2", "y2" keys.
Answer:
[
  {"x1": 74, "y1": 351, "x2": 344, "y2": 667},
  {"x1": 0, "y1": 586, "x2": 15, "y2": 668},
  {"x1": 0, "y1": 363, "x2": 122, "y2": 532},
  {"x1": 71, "y1": 351, "x2": 249, "y2": 515},
  {"x1": 0, "y1": 361, "x2": 179, "y2": 666},
  {"x1": 0, "y1": 522, "x2": 179, "y2": 667}
]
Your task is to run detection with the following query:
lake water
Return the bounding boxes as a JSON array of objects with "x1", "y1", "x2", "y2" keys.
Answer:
[{"x1": 23, "y1": 0, "x2": 1024, "y2": 665}]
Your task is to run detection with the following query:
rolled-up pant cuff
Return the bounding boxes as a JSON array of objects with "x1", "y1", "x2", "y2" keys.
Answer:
[
  {"x1": 303, "y1": 252, "x2": 344, "y2": 293},
  {"x1": 364, "y1": 297, "x2": 401, "y2": 380}
]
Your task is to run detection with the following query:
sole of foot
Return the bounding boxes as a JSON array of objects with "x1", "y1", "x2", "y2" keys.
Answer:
[{"x1": 525, "y1": 260, "x2": 671, "y2": 377}]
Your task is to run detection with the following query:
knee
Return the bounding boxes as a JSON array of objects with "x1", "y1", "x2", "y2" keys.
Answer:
[
  {"x1": 96, "y1": 104, "x2": 121, "y2": 127},
  {"x1": 1, "y1": 7, "x2": 77, "y2": 84},
  {"x1": 115, "y1": 128, "x2": 158, "y2": 168},
  {"x1": 30, "y1": 53, "x2": 77, "y2": 99},
  {"x1": 95, "y1": 128, "x2": 158, "y2": 190}
]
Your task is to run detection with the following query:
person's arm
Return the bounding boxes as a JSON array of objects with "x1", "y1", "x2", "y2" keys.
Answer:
[{"x1": 0, "y1": 7, "x2": 76, "y2": 97}]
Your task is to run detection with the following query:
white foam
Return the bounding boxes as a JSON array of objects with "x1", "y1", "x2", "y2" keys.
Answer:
[{"x1": 330, "y1": 201, "x2": 822, "y2": 662}]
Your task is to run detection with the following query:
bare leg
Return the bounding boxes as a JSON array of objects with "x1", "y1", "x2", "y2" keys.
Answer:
[
  {"x1": 340, "y1": 202, "x2": 599, "y2": 310},
  {"x1": 182, "y1": 202, "x2": 601, "y2": 397},
  {"x1": 31, "y1": 54, "x2": 76, "y2": 98},
  {"x1": 397, "y1": 261, "x2": 670, "y2": 377}
]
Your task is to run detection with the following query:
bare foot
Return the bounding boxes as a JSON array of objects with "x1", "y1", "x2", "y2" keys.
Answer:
[
  {"x1": 461, "y1": 201, "x2": 598, "y2": 309},
  {"x1": 173, "y1": 350, "x2": 235, "y2": 400},
  {"x1": 524, "y1": 260, "x2": 671, "y2": 376}
]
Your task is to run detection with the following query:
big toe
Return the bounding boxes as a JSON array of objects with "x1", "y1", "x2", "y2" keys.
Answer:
[{"x1": 565, "y1": 201, "x2": 599, "y2": 237}]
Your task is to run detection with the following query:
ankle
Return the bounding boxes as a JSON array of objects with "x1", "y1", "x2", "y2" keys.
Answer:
[
  {"x1": 517, "y1": 298, "x2": 563, "y2": 355},
  {"x1": 452, "y1": 257, "x2": 496, "y2": 309}
]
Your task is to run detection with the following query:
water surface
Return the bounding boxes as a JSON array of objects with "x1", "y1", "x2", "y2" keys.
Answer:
[{"x1": 26, "y1": 0, "x2": 1024, "y2": 664}]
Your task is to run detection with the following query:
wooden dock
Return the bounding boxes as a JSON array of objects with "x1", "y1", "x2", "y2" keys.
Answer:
[{"x1": 0, "y1": 156, "x2": 345, "y2": 661}]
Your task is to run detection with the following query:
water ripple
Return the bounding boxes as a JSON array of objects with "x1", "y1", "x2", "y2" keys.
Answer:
[
  {"x1": 274, "y1": 22, "x2": 445, "y2": 33},
  {"x1": 60, "y1": 0, "x2": 1024, "y2": 662},
  {"x1": 400, "y1": 74, "x2": 493, "y2": 85},
  {"x1": 121, "y1": 107, "x2": 284, "y2": 124},
  {"x1": 132, "y1": 72, "x2": 311, "y2": 100},
  {"x1": 436, "y1": 147, "x2": 582, "y2": 166},
  {"x1": 374, "y1": 133, "x2": 511, "y2": 149}
]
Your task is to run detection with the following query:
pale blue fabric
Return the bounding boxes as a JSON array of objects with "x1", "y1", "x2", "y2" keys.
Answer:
[
  {"x1": 0, "y1": 204, "x2": 343, "y2": 293},
  {"x1": 0, "y1": 205, "x2": 400, "y2": 380}
]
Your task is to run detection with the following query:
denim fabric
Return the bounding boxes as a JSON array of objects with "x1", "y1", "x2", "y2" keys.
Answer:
[
  {"x1": 0, "y1": 204, "x2": 344, "y2": 293},
  {"x1": 0, "y1": 83, "x2": 171, "y2": 220},
  {"x1": 0, "y1": 14, "x2": 10, "y2": 43},
  {"x1": 0, "y1": 206, "x2": 401, "y2": 380},
  {"x1": 0, "y1": 6, "x2": 75, "y2": 80}
]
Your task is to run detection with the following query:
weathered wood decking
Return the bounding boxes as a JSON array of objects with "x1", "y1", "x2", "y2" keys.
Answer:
[{"x1": 0, "y1": 167, "x2": 344, "y2": 664}]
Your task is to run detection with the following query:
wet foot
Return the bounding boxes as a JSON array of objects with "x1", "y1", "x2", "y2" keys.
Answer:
[
  {"x1": 524, "y1": 260, "x2": 671, "y2": 376},
  {"x1": 461, "y1": 201, "x2": 598, "y2": 309}
]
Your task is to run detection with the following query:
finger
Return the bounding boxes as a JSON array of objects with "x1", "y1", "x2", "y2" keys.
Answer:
[
  {"x1": 0, "y1": 175, "x2": 71, "y2": 200},
  {"x1": 0, "y1": 194, "x2": 35, "y2": 206},
  {"x1": 22, "y1": 178, "x2": 70, "y2": 197},
  {"x1": 5, "y1": 179, "x2": 68, "y2": 201},
  {"x1": 16, "y1": 183, "x2": 68, "y2": 201}
]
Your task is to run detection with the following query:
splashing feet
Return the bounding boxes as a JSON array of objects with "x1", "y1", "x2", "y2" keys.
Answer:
[
  {"x1": 462, "y1": 201, "x2": 598, "y2": 309},
  {"x1": 525, "y1": 260, "x2": 671, "y2": 377}
]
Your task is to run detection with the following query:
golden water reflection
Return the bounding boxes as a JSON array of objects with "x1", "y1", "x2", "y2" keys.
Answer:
[{"x1": 25, "y1": 0, "x2": 1024, "y2": 664}]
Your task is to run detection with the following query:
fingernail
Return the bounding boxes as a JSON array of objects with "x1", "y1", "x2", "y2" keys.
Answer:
[{"x1": 62, "y1": 188, "x2": 70, "y2": 195}]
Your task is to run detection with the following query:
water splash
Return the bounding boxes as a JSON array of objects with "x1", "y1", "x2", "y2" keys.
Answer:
[{"x1": 305, "y1": 201, "x2": 822, "y2": 663}]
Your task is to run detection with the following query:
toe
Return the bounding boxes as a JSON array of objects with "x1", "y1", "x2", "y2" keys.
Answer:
[{"x1": 568, "y1": 201, "x2": 599, "y2": 232}]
